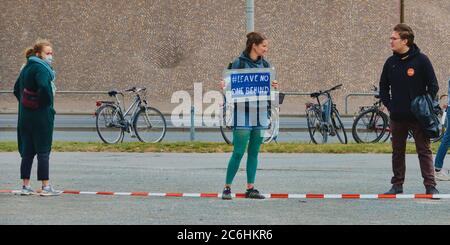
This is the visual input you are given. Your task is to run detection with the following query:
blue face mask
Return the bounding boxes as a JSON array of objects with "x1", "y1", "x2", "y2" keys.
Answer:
[{"x1": 44, "y1": 55, "x2": 54, "y2": 65}]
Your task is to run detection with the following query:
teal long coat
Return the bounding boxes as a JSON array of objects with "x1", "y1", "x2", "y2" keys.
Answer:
[{"x1": 13, "y1": 56, "x2": 55, "y2": 156}]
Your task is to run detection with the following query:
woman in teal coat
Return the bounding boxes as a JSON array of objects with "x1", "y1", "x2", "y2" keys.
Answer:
[{"x1": 13, "y1": 39, "x2": 61, "y2": 196}]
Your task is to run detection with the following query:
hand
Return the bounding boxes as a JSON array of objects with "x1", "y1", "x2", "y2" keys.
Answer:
[
  {"x1": 272, "y1": 80, "x2": 279, "y2": 89},
  {"x1": 219, "y1": 80, "x2": 225, "y2": 90}
]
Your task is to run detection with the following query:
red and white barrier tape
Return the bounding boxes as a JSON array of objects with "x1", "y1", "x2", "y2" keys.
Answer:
[{"x1": 1, "y1": 190, "x2": 449, "y2": 199}]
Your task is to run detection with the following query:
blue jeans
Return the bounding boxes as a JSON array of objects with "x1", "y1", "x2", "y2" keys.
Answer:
[{"x1": 435, "y1": 111, "x2": 450, "y2": 169}]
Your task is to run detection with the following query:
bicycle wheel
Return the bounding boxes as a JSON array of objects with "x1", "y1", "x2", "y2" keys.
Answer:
[
  {"x1": 96, "y1": 104, "x2": 124, "y2": 144},
  {"x1": 220, "y1": 103, "x2": 277, "y2": 145},
  {"x1": 384, "y1": 126, "x2": 414, "y2": 143},
  {"x1": 381, "y1": 130, "x2": 391, "y2": 142},
  {"x1": 352, "y1": 108, "x2": 388, "y2": 143},
  {"x1": 331, "y1": 108, "x2": 348, "y2": 144},
  {"x1": 220, "y1": 126, "x2": 233, "y2": 144},
  {"x1": 133, "y1": 106, "x2": 167, "y2": 143},
  {"x1": 262, "y1": 107, "x2": 279, "y2": 144},
  {"x1": 307, "y1": 107, "x2": 327, "y2": 144},
  {"x1": 219, "y1": 102, "x2": 234, "y2": 145}
]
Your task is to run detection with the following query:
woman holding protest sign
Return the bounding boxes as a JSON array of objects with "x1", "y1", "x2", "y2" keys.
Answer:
[{"x1": 219, "y1": 32, "x2": 278, "y2": 200}]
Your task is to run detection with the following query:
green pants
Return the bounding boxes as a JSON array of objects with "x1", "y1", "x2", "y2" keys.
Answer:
[{"x1": 225, "y1": 129, "x2": 263, "y2": 185}]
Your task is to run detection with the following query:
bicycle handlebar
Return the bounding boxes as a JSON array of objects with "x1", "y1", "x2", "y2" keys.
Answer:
[
  {"x1": 329, "y1": 84, "x2": 343, "y2": 91},
  {"x1": 310, "y1": 84, "x2": 343, "y2": 98},
  {"x1": 124, "y1": 87, "x2": 136, "y2": 92},
  {"x1": 124, "y1": 87, "x2": 147, "y2": 93},
  {"x1": 371, "y1": 85, "x2": 378, "y2": 92},
  {"x1": 107, "y1": 87, "x2": 147, "y2": 97}
]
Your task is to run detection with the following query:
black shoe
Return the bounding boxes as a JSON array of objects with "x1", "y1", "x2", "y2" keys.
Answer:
[
  {"x1": 384, "y1": 185, "x2": 403, "y2": 194},
  {"x1": 222, "y1": 187, "x2": 232, "y2": 200},
  {"x1": 426, "y1": 186, "x2": 440, "y2": 200},
  {"x1": 425, "y1": 186, "x2": 439, "y2": 195},
  {"x1": 245, "y1": 188, "x2": 265, "y2": 199}
]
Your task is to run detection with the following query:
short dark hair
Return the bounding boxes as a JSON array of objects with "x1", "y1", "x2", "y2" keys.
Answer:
[{"x1": 393, "y1": 24, "x2": 415, "y2": 47}]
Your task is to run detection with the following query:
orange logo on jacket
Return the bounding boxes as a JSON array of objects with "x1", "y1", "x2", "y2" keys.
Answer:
[{"x1": 407, "y1": 68, "x2": 415, "y2": 77}]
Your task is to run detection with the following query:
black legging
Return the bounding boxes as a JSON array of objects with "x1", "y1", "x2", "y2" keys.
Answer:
[{"x1": 20, "y1": 152, "x2": 50, "y2": 181}]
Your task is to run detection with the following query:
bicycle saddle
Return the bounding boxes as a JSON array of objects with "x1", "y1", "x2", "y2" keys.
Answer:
[{"x1": 108, "y1": 90, "x2": 118, "y2": 96}]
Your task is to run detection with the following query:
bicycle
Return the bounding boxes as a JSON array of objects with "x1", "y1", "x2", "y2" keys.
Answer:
[
  {"x1": 351, "y1": 86, "x2": 389, "y2": 143},
  {"x1": 219, "y1": 93, "x2": 281, "y2": 145},
  {"x1": 352, "y1": 86, "x2": 446, "y2": 143},
  {"x1": 305, "y1": 84, "x2": 347, "y2": 144},
  {"x1": 94, "y1": 87, "x2": 167, "y2": 144}
]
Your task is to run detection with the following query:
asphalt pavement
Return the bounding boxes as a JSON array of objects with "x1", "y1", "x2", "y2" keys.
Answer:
[{"x1": 1, "y1": 152, "x2": 449, "y2": 225}]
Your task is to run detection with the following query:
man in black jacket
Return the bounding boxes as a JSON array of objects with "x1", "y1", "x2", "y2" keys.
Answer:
[{"x1": 379, "y1": 23, "x2": 439, "y2": 195}]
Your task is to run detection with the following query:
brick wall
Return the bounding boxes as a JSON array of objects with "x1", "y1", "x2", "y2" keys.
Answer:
[{"x1": 1, "y1": 0, "x2": 448, "y2": 114}]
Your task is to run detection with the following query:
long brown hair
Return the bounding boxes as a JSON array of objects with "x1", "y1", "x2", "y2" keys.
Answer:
[
  {"x1": 24, "y1": 39, "x2": 52, "y2": 59},
  {"x1": 244, "y1": 32, "x2": 267, "y2": 56}
]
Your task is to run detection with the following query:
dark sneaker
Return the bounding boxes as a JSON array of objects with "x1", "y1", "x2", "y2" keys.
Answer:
[
  {"x1": 425, "y1": 186, "x2": 439, "y2": 195},
  {"x1": 384, "y1": 185, "x2": 403, "y2": 195},
  {"x1": 222, "y1": 187, "x2": 232, "y2": 200},
  {"x1": 245, "y1": 188, "x2": 265, "y2": 199},
  {"x1": 426, "y1": 186, "x2": 440, "y2": 200}
]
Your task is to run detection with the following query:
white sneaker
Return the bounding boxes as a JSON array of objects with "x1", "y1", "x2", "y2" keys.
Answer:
[
  {"x1": 40, "y1": 185, "x2": 62, "y2": 196},
  {"x1": 19, "y1": 185, "x2": 36, "y2": 196},
  {"x1": 435, "y1": 169, "x2": 450, "y2": 181}
]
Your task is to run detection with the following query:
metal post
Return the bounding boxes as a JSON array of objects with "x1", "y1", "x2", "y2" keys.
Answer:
[
  {"x1": 400, "y1": 0, "x2": 405, "y2": 23},
  {"x1": 246, "y1": 0, "x2": 254, "y2": 33},
  {"x1": 190, "y1": 105, "x2": 195, "y2": 141}
]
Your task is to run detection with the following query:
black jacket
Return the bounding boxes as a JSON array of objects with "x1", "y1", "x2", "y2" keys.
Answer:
[{"x1": 379, "y1": 44, "x2": 439, "y2": 121}]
